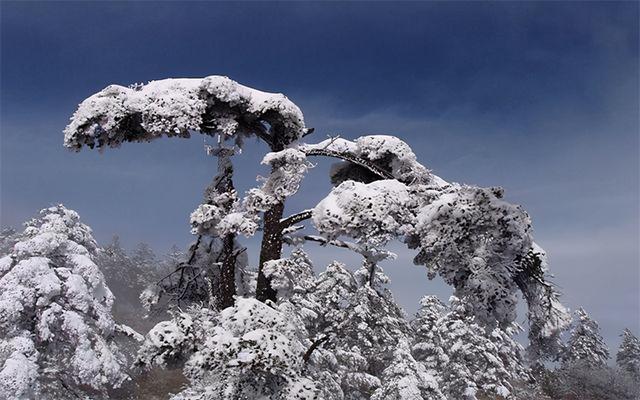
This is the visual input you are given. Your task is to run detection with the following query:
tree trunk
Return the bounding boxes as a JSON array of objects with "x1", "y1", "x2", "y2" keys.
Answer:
[
  {"x1": 217, "y1": 233, "x2": 237, "y2": 309},
  {"x1": 208, "y1": 152, "x2": 238, "y2": 309},
  {"x1": 256, "y1": 200, "x2": 284, "y2": 303}
]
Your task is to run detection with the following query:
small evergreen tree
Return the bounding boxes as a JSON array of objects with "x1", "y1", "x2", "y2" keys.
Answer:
[
  {"x1": 411, "y1": 295, "x2": 447, "y2": 363},
  {"x1": 617, "y1": 328, "x2": 640, "y2": 378},
  {"x1": 371, "y1": 340, "x2": 444, "y2": 400},
  {"x1": 0, "y1": 205, "x2": 136, "y2": 399},
  {"x1": 415, "y1": 296, "x2": 529, "y2": 400},
  {"x1": 563, "y1": 308, "x2": 610, "y2": 368}
]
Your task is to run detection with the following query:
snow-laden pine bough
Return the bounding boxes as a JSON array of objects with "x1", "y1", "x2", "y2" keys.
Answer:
[{"x1": 62, "y1": 76, "x2": 572, "y2": 398}]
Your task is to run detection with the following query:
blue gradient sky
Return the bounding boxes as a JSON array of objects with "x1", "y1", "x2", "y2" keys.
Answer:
[{"x1": 1, "y1": 2, "x2": 638, "y2": 350}]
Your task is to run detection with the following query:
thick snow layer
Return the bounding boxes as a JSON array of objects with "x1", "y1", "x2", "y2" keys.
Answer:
[
  {"x1": 312, "y1": 179, "x2": 414, "y2": 243},
  {"x1": 0, "y1": 336, "x2": 39, "y2": 399},
  {"x1": 64, "y1": 76, "x2": 307, "y2": 150}
]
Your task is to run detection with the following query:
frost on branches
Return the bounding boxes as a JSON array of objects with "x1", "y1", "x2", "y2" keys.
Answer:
[
  {"x1": 0, "y1": 205, "x2": 133, "y2": 399},
  {"x1": 65, "y1": 75, "x2": 314, "y2": 307},
  {"x1": 562, "y1": 308, "x2": 610, "y2": 368},
  {"x1": 141, "y1": 233, "x2": 251, "y2": 312},
  {"x1": 617, "y1": 328, "x2": 640, "y2": 378}
]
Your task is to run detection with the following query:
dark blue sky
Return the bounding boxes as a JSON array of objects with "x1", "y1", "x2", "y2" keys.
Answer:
[{"x1": 1, "y1": 2, "x2": 638, "y2": 349}]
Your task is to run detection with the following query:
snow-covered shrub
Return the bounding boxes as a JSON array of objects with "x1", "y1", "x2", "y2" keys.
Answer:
[
  {"x1": 138, "y1": 297, "x2": 323, "y2": 400},
  {"x1": 544, "y1": 362, "x2": 640, "y2": 400}
]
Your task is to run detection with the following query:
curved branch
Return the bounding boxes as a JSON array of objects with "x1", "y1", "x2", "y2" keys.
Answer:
[
  {"x1": 303, "y1": 148, "x2": 394, "y2": 180},
  {"x1": 284, "y1": 234, "x2": 366, "y2": 256},
  {"x1": 303, "y1": 335, "x2": 329, "y2": 363},
  {"x1": 279, "y1": 209, "x2": 313, "y2": 229}
]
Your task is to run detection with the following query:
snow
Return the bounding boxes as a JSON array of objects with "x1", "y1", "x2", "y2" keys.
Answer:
[
  {"x1": 0, "y1": 336, "x2": 38, "y2": 399},
  {"x1": 312, "y1": 179, "x2": 413, "y2": 243},
  {"x1": 64, "y1": 76, "x2": 307, "y2": 151}
]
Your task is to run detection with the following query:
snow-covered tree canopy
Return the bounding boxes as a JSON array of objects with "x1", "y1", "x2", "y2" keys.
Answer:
[
  {"x1": 64, "y1": 76, "x2": 308, "y2": 151},
  {"x1": 0, "y1": 205, "x2": 135, "y2": 399}
]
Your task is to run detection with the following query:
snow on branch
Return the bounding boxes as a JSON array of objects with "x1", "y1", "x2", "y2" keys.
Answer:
[
  {"x1": 301, "y1": 135, "x2": 446, "y2": 186},
  {"x1": 64, "y1": 76, "x2": 309, "y2": 150},
  {"x1": 279, "y1": 209, "x2": 313, "y2": 229}
]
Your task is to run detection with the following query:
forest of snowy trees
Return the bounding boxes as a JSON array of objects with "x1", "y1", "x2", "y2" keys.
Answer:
[{"x1": 1, "y1": 76, "x2": 638, "y2": 400}]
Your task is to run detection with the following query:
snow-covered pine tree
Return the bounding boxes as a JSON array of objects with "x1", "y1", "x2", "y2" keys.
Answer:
[
  {"x1": 0, "y1": 205, "x2": 137, "y2": 399},
  {"x1": 411, "y1": 295, "x2": 447, "y2": 363},
  {"x1": 130, "y1": 241, "x2": 157, "y2": 272},
  {"x1": 66, "y1": 76, "x2": 570, "y2": 364},
  {"x1": 415, "y1": 296, "x2": 529, "y2": 400},
  {"x1": 307, "y1": 261, "x2": 414, "y2": 400},
  {"x1": 64, "y1": 76, "x2": 310, "y2": 307},
  {"x1": 563, "y1": 307, "x2": 610, "y2": 368},
  {"x1": 263, "y1": 249, "x2": 320, "y2": 332},
  {"x1": 348, "y1": 264, "x2": 409, "y2": 376},
  {"x1": 616, "y1": 328, "x2": 640, "y2": 378},
  {"x1": 262, "y1": 250, "x2": 350, "y2": 400},
  {"x1": 311, "y1": 261, "x2": 369, "y2": 400},
  {"x1": 305, "y1": 137, "x2": 570, "y2": 360}
]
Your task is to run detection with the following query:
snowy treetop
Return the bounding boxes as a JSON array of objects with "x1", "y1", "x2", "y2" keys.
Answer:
[
  {"x1": 64, "y1": 76, "x2": 307, "y2": 150},
  {"x1": 13, "y1": 205, "x2": 98, "y2": 258}
]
